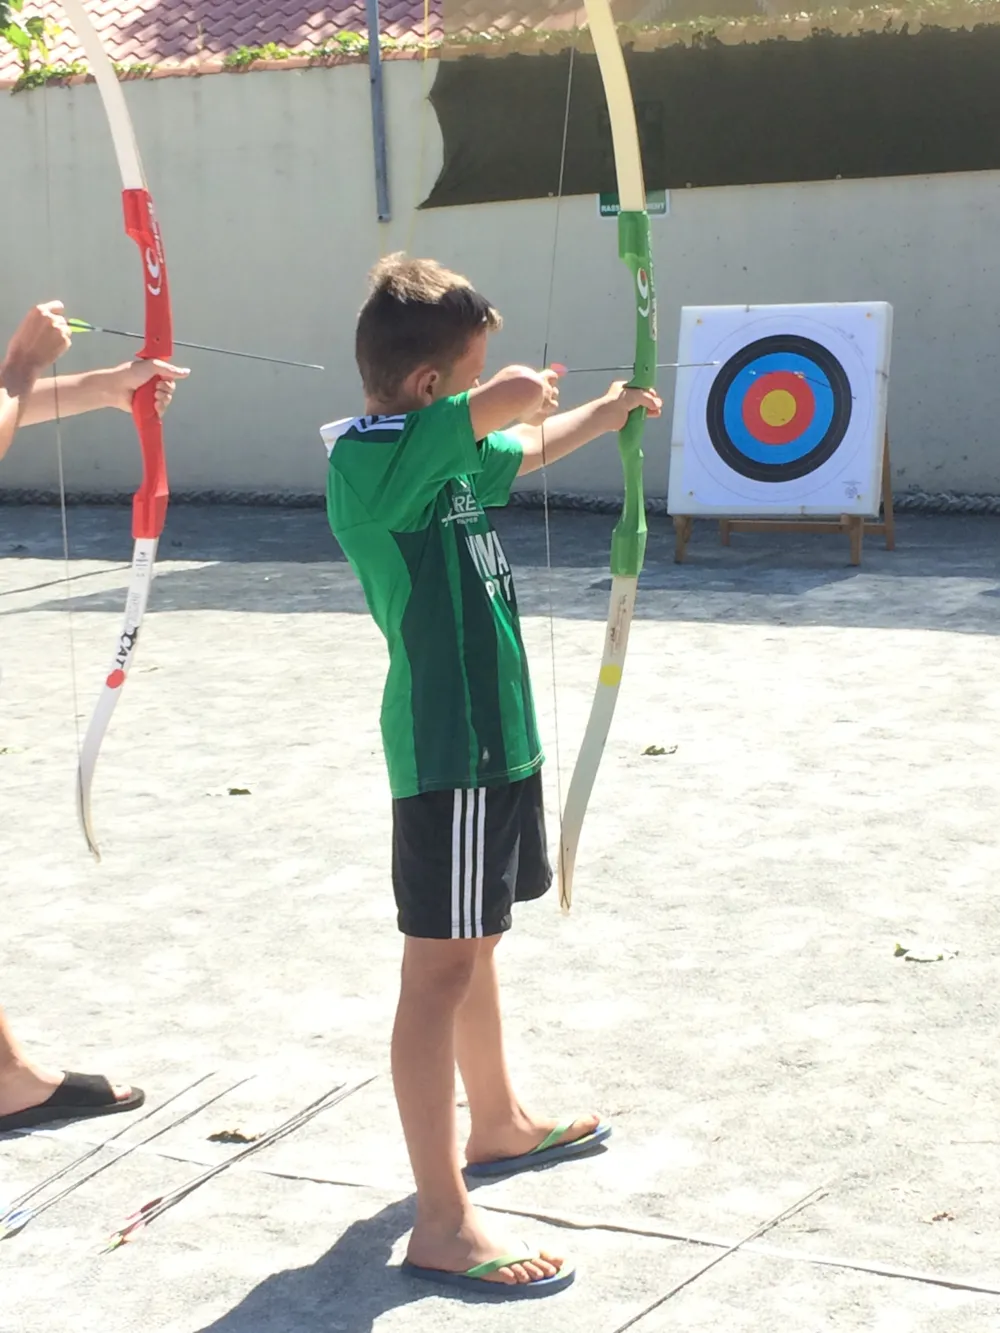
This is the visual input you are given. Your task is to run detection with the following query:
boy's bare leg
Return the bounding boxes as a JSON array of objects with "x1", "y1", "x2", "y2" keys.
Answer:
[
  {"x1": 455, "y1": 935, "x2": 600, "y2": 1164},
  {"x1": 393, "y1": 936, "x2": 564, "y2": 1284}
]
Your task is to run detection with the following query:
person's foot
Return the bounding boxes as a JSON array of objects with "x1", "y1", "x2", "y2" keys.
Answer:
[
  {"x1": 0, "y1": 1059, "x2": 134, "y2": 1119},
  {"x1": 465, "y1": 1110, "x2": 602, "y2": 1169},
  {"x1": 406, "y1": 1206, "x2": 564, "y2": 1286}
]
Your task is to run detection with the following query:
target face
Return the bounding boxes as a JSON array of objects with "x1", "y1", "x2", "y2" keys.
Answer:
[
  {"x1": 668, "y1": 304, "x2": 892, "y2": 517},
  {"x1": 707, "y1": 336, "x2": 852, "y2": 482}
]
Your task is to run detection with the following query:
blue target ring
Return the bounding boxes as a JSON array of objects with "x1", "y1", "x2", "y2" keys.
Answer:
[{"x1": 707, "y1": 335, "x2": 852, "y2": 482}]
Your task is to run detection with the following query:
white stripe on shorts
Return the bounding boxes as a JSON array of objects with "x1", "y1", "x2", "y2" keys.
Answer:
[
  {"x1": 451, "y1": 790, "x2": 463, "y2": 938},
  {"x1": 474, "y1": 788, "x2": 486, "y2": 938},
  {"x1": 451, "y1": 788, "x2": 486, "y2": 939}
]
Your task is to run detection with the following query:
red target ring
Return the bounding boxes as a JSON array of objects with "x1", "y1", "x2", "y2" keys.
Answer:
[{"x1": 741, "y1": 370, "x2": 815, "y2": 446}]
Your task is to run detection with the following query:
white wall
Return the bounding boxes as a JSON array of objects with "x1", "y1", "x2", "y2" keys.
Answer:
[{"x1": 3, "y1": 59, "x2": 998, "y2": 501}]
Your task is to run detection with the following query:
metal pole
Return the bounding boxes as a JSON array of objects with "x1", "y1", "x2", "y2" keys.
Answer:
[{"x1": 366, "y1": 0, "x2": 391, "y2": 222}]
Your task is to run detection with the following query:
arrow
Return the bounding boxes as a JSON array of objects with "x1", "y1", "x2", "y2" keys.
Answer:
[
  {"x1": 1, "y1": 1071, "x2": 214, "y2": 1223},
  {"x1": 0, "y1": 1072, "x2": 253, "y2": 1240},
  {"x1": 609, "y1": 1183, "x2": 829, "y2": 1332},
  {"x1": 551, "y1": 360, "x2": 720, "y2": 375},
  {"x1": 67, "y1": 320, "x2": 325, "y2": 371},
  {"x1": 101, "y1": 1074, "x2": 377, "y2": 1253}
]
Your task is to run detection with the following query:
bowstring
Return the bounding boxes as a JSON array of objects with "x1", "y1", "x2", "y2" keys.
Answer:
[
  {"x1": 43, "y1": 78, "x2": 84, "y2": 782},
  {"x1": 537, "y1": 41, "x2": 577, "y2": 895},
  {"x1": 402, "y1": 0, "x2": 434, "y2": 258},
  {"x1": 402, "y1": 11, "x2": 577, "y2": 879}
]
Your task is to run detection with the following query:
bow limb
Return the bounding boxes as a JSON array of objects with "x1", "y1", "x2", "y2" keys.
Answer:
[
  {"x1": 557, "y1": 1, "x2": 656, "y2": 911},
  {"x1": 61, "y1": 1, "x2": 174, "y2": 858}
]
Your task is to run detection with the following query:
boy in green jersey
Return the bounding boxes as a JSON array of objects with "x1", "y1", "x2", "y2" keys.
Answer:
[{"x1": 322, "y1": 255, "x2": 660, "y2": 1296}]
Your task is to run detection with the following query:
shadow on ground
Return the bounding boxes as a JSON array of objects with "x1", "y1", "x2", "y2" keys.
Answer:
[
  {"x1": 1, "y1": 505, "x2": 997, "y2": 634},
  {"x1": 193, "y1": 1195, "x2": 533, "y2": 1333}
]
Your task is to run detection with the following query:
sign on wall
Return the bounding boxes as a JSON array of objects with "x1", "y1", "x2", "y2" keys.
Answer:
[
  {"x1": 598, "y1": 190, "x2": 669, "y2": 217},
  {"x1": 668, "y1": 302, "x2": 893, "y2": 517}
]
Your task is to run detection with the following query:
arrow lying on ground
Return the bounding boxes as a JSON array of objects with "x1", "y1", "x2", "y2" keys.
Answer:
[
  {"x1": 102, "y1": 1074, "x2": 378, "y2": 1253},
  {"x1": 1, "y1": 1071, "x2": 253, "y2": 1240}
]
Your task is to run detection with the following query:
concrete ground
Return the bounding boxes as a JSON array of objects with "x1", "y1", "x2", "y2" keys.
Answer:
[{"x1": 1, "y1": 503, "x2": 998, "y2": 1333}]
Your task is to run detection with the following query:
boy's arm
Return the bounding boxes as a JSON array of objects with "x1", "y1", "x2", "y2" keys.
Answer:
[
  {"x1": 514, "y1": 381, "x2": 662, "y2": 476},
  {"x1": 0, "y1": 388, "x2": 21, "y2": 462},
  {"x1": 467, "y1": 365, "x2": 558, "y2": 440}
]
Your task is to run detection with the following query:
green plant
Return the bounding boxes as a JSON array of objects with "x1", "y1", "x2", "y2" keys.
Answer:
[
  {"x1": 2, "y1": 0, "x2": 47, "y2": 65},
  {"x1": 112, "y1": 60, "x2": 153, "y2": 78},
  {"x1": 322, "y1": 31, "x2": 369, "y2": 54},
  {"x1": 2, "y1": 0, "x2": 80, "y2": 89},
  {"x1": 223, "y1": 42, "x2": 292, "y2": 69},
  {"x1": 0, "y1": 0, "x2": 22, "y2": 31},
  {"x1": 12, "y1": 59, "x2": 83, "y2": 91}
]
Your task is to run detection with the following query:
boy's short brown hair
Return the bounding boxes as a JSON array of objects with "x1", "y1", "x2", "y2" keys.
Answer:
[{"x1": 356, "y1": 253, "x2": 502, "y2": 401}]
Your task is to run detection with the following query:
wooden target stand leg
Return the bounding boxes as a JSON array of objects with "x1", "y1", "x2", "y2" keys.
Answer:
[{"x1": 673, "y1": 431, "x2": 895, "y2": 566}]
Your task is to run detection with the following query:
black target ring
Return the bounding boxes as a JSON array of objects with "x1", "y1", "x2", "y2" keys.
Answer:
[{"x1": 706, "y1": 334, "x2": 853, "y2": 483}]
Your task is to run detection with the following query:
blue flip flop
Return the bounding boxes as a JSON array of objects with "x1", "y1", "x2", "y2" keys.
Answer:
[
  {"x1": 402, "y1": 1252, "x2": 576, "y2": 1297},
  {"x1": 464, "y1": 1119, "x2": 612, "y2": 1178}
]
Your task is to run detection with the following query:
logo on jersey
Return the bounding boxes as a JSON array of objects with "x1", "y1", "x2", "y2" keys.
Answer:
[
  {"x1": 442, "y1": 490, "x2": 484, "y2": 526},
  {"x1": 465, "y1": 530, "x2": 513, "y2": 603}
]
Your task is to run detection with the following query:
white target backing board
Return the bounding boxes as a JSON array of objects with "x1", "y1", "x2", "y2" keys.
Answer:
[{"x1": 668, "y1": 303, "x2": 893, "y2": 517}]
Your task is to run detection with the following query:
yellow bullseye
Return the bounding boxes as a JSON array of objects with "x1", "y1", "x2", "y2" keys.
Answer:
[{"x1": 759, "y1": 389, "x2": 797, "y2": 428}]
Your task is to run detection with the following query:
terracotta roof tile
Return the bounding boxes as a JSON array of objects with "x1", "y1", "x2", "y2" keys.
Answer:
[{"x1": 0, "y1": 1, "x2": 444, "y2": 84}]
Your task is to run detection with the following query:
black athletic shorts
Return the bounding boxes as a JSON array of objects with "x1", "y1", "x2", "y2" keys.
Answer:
[{"x1": 391, "y1": 772, "x2": 552, "y2": 939}]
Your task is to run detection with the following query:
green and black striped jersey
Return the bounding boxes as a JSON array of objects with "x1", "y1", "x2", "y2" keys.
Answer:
[{"x1": 322, "y1": 394, "x2": 543, "y2": 799}]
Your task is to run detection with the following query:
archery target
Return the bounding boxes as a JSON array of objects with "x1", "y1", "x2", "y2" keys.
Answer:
[{"x1": 668, "y1": 304, "x2": 892, "y2": 516}]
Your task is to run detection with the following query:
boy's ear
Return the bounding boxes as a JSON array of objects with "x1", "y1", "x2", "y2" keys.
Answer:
[{"x1": 411, "y1": 365, "x2": 440, "y2": 404}]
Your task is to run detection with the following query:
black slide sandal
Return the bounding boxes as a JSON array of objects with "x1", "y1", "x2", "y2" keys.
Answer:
[{"x1": 0, "y1": 1073, "x2": 145, "y2": 1134}]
